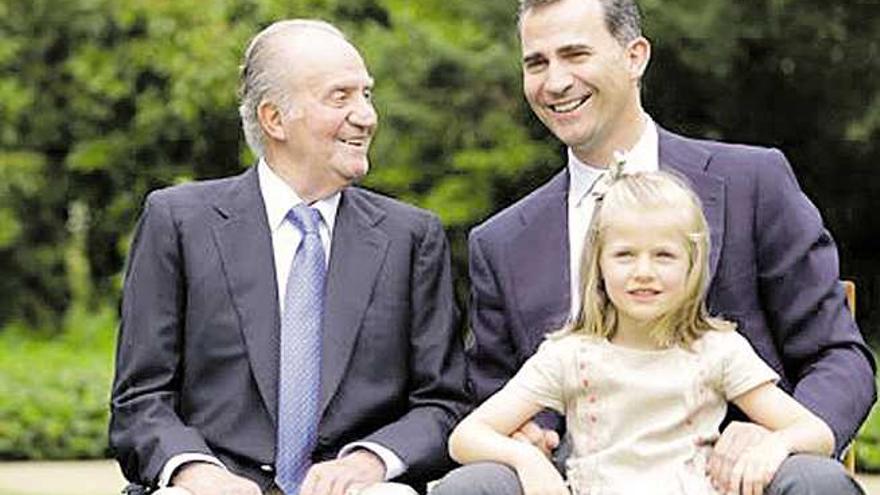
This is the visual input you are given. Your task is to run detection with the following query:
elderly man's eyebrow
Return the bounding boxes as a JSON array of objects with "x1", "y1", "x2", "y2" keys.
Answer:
[{"x1": 327, "y1": 75, "x2": 374, "y2": 90}]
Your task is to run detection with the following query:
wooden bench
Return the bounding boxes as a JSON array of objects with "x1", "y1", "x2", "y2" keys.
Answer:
[{"x1": 843, "y1": 280, "x2": 857, "y2": 474}]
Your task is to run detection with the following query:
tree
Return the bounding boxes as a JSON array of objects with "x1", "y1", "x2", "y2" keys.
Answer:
[{"x1": 0, "y1": 0, "x2": 877, "y2": 339}]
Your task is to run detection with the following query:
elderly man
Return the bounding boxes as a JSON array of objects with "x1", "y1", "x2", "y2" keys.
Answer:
[
  {"x1": 433, "y1": 0, "x2": 875, "y2": 494},
  {"x1": 110, "y1": 19, "x2": 469, "y2": 495}
]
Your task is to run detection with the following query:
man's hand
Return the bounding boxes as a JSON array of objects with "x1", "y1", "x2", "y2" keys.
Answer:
[
  {"x1": 706, "y1": 421, "x2": 771, "y2": 493},
  {"x1": 300, "y1": 449, "x2": 386, "y2": 495},
  {"x1": 511, "y1": 420, "x2": 560, "y2": 457},
  {"x1": 726, "y1": 434, "x2": 790, "y2": 495},
  {"x1": 171, "y1": 462, "x2": 261, "y2": 495}
]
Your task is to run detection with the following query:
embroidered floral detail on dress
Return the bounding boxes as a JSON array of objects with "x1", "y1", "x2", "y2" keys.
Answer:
[{"x1": 575, "y1": 341, "x2": 603, "y2": 454}]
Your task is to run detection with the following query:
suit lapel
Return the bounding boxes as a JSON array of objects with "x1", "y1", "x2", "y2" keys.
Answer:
[
  {"x1": 658, "y1": 129, "x2": 726, "y2": 281},
  {"x1": 508, "y1": 171, "x2": 571, "y2": 337},
  {"x1": 211, "y1": 167, "x2": 281, "y2": 425},
  {"x1": 319, "y1": 188, "x2": 389, "y2": 416}
]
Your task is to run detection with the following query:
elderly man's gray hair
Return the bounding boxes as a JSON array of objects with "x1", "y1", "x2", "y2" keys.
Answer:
[
  {"x1": 238, "y1": 20, "x2": 347, "y2": 157},
  {"x1": 518, "y1": 0, "x2": 642, "y2": 47}
]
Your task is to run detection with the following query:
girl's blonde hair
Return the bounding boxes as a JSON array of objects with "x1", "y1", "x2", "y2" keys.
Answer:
[{"x1": 566, "y1": 170, "x2": 734, "y2": 347}]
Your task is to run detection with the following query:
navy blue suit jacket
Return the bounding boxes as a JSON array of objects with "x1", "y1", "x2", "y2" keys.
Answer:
[
  {"x1": 467, "y1": 128, "x2": 875, "y2": 454},
  {"x1": 110, "y1": 166, "x2": 469, "y2": 491}
]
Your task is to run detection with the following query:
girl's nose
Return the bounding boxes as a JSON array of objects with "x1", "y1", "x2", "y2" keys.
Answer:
[{"x1": 632, "y1": 256, "x2": 655, "y2": 279}]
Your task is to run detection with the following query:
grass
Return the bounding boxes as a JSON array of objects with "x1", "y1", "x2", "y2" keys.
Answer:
[{"x1": 0, "y1": 306, "x2": 116, "y2": 461}]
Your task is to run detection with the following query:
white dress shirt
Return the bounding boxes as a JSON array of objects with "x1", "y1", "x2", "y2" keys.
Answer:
[
  {"x1": 158, "y1": 160, "x2": 405, "y2": 487},
  {"x1": 567, "y1": 116, "x2": 659, "y2": 318},
  {"x1": 259, "y1": 158, "x2": 337, "y2": 307},
  {"x1": 258, "y1": 160, "x2": 406, "y2": 479}
]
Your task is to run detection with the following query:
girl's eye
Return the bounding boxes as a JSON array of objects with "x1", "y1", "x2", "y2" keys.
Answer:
[
  {"x1": 363, "y1": 88, "x2": 373, "y2": 100},
  {"x1": 656, "y1": 251, "x2": 677, "y2": 260}
]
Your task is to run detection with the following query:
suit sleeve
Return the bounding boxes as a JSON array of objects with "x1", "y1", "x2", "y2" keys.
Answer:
[
  {"x1": 466, "y1": 232, "x2": 564, "y2": 433},
  {"x1": 754, "y1": 149, "x2": 876, "y2": 453},
  {"x1": 109, "y1": 192, "x2": 214, "y2": 485},
  {"x1": 359, "y1": 214, "x2": 470, "y2": 482},
  {"x1": 466, "y1": 232, "x2": 521, "y2": 403}
]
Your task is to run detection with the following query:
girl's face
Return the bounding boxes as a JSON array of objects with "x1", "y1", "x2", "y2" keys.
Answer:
[{"x1": 599, "y1": 209, "x2": 691, "y2": 335}]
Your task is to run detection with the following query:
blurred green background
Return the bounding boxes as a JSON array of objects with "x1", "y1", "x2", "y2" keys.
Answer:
[{"x1": 1, "y1": 0, "x2": 879, "y2": 472}]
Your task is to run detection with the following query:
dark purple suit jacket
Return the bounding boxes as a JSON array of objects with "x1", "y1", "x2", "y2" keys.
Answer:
[
  {"x1": 467, "y1": 128, "x2": 876, "y2": 454},
  {"x1": 110, "y1": 167, "x2": 469, "y2": 491}
]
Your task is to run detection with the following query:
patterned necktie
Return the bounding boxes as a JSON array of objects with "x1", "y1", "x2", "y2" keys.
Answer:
[{"x1": 276, "y1": 205, "x2": 326, "y2": 494}]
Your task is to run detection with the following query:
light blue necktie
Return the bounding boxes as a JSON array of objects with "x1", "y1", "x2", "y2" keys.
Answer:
[{"x1": 276, "y1": 205, "x2": 326, "y2": 494}]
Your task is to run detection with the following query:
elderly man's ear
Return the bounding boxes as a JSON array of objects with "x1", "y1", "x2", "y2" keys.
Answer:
[{"x1": 258, "y1": 101, "x2": 290, "y2": 142}]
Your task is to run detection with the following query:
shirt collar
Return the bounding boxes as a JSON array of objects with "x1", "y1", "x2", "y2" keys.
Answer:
[
  {"x1": 567, "y1": 115, "x2": 659, "y2": 207},
  {"x1": 617, "y1": 116, "x2": 659, "y2": 175},
  {"x1": 567, "y1": 150, "x2": 606, "y2": 208},
  {"x1": 257, "y1": 158, "x2": 340, "y2": 233}
]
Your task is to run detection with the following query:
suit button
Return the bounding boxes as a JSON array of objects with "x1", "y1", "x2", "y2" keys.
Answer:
[{"x1": 260, "y1": 464, "x2": 274, "y2": 473}]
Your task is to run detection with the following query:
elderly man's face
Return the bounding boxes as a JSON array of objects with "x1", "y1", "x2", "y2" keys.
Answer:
[{"x1": 279, "y1": 32, "x2": 377, "y2": 191}]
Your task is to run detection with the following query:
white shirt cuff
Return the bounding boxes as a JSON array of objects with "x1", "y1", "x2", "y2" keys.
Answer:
[
  {"x1": 337, "y1": 441, "x2": 407, "y2": 480},
  {"x1": 158, "y1": 453, "x2": 227, "y2": 487}
]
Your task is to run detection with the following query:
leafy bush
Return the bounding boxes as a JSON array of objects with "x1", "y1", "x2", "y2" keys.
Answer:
[
  {"x1": 856, "y1": 377, "x2": 880, "y2": 473},
  {"x1": 0, "y1": 306, "x2": 116, "y2": 460}
]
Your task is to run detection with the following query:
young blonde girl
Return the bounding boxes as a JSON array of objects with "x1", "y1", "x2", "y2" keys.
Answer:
[{"x1": 448, "y1": 171, "x2": 834, "y2": 495}]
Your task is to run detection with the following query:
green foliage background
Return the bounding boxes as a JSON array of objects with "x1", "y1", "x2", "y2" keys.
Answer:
[
  {"x1": 0, "y1": 307, "x2": 115, "y2": 460},
  {"x1": 0, "y1": 0, "x2": 878, "y2": 469}
]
